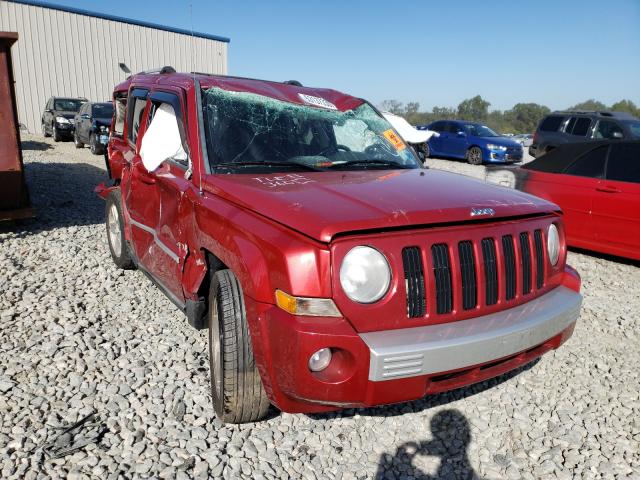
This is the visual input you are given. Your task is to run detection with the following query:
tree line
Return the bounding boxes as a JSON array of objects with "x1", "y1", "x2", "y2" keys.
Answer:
[{"x1": 379, "y1": 96, "x2": 640, "y2": 134}]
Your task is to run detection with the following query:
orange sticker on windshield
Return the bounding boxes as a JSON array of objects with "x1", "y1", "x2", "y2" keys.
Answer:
[{"x1": 382, "y1": 129, "x2": 406, "y2": 151}]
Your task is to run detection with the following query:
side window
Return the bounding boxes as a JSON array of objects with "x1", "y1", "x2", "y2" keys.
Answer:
[
  {"x1": 563, "y1": 145, "x2": 607, "y2": 178},
  {"x1": 539, "y1": 115, "x2": 564, "y2": 132},
  {"x1": 571, "y1": 117, "x2": 591, "y2": 136},
  {"x1": 564, "y1": 117, "x2": 577, "y2": 134},
  {"x1": 113, "y1": 97, "x2": 127, "y2": 136},
  {"x1": 140, "y1": 93, "x2": 189, "y2": 170},
  {"x1": 607, "y1": 143, "x2": 640, "y2": 184},
  {"x1": 593, "y1": 121, "x2": 623, "y2": 140},
  {"x1": 127, "y1": 94, "x2": 148, "y2": 145},
  {"x1": 431, "y1": 121, "x2": 444, "y2": 132}
]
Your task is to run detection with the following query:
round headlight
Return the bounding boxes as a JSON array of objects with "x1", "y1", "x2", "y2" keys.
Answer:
[
  {"x1": 547, "y1": 223, "x2": 560, "y2": 266},
  {"x1": 339, "y1": 246, "x2": 391, "y2": 303}
]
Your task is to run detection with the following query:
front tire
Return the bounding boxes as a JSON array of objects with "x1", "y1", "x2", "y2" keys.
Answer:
[
  {"x1": 105, "y1": 191, "x2": 135, "y2": 270},
  {"x1": 466, "y1": 146, "x2": 483, "y2": 165},
  {"x1": 42, "y1": 122, "x2": 51, "y2": 138},
  {"x1": 53, "y1": 126, "x2": 61, "y2": 142},
  {"x1": 90, "y1": 133, "x2": 103, "y2": 155},
  {"x1": 74, "y1": 131, "x2": 84, "y2": 148},
  {"x1": 208, "y1": 269, "x2": 270, "y2": 424}
]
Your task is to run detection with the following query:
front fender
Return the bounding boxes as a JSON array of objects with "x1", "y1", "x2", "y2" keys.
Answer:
[{"x1": 187, "y1": 193, "x2": 331, "y2": 304}]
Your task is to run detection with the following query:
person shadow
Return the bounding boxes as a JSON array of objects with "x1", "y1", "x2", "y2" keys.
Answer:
[{"x1": 375, "y1": 409, "x2": 483, "y2": 480}]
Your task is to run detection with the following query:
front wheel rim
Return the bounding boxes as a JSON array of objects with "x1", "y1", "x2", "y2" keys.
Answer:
[
  {"x1": 470, "y1": 148, "x2": 481, "y2": 163},
  {"x1": 107, "y1": 203, "x2": 122, "y2": 257}
]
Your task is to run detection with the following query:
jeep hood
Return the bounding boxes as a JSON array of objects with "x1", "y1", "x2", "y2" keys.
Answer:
[{"x1": 204, "y1": 169, "x2": 559, "y2": 243}]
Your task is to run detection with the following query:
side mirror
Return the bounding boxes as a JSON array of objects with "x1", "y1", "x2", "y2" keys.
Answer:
[
  {"x1": 81, "y1": 113, "x2": 90, "y2": 119},
  {"x1": 611, "y1": 131, "x2": 623, "y2": 139},
  {"x1": 457, "y1": 131, "x2": 466, "y2": 137},
  {"x1": 45, "y1": 109, "x2": 52, "y2": 114}
]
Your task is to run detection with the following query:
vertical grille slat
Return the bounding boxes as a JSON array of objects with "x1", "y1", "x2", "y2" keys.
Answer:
[
  {"x1": 519, "y1": 232, "x2": 532, "y2": 294},
  {"x1": 458, "y1": 241, "x2": 477, "y2": 310},
  {"x1": 502, "y1": 235, "x2": 517, "y2": 300},
  {"x1": 482, "y1": 238, "x2": 498, "y2": 306},
  {"x1": 534, "y1": 229, "x2": 544, "y2": 289},
  {"x1": 402, "y1": 247, "x2": 426, "y2": 318},
  {"x1": 431, "y1": 244, "x2": 453, "y2": 314}
]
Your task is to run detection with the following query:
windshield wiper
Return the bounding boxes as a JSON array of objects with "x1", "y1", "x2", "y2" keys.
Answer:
[
  {"x1": 326, "y1": 159, "x2": 413, "y2": 170},
  {"x1": 214, "y1": 161, "x2": 322, "y2": 172}
]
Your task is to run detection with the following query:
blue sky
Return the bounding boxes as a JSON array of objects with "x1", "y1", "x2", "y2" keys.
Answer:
[{"x1": 45, "y1": 0, "x2": 639, "y2": 111}]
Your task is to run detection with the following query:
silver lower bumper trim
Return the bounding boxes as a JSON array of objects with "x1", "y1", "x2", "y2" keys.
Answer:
[{"x1": 360, "y1": 286, "x2": 582, "y2": 381}]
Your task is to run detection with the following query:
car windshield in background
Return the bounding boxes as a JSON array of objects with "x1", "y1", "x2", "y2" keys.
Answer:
[
  {"x1": 465, "y1": 124, "x2": 500, "y2": 137},
  {"x1": 93, "y1": 103, "x2": 114, "y2": 118},
  {"x1": 201, "y1": 87, "x2": 420, "y2": 173},
  {"x1": 624, "y1": 121, "x2": 640, "y2": 139},
  {"x1": 54, "y1": 99, "x2": 84, "y2": 112}
]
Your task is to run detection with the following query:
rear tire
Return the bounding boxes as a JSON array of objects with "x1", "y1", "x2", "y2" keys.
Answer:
[
  {"x1": 423, "y1": 142, "x2": 431, "y2": 159},
  {"x1": 105, "y1": 191, "x2": 135, "y2": 270},
  {"x1": 208, "y1": 269, "x2": 270, "y2": 424},
  {"x1": 466, "y1": 146, "x2": 483, "y2": 165}
]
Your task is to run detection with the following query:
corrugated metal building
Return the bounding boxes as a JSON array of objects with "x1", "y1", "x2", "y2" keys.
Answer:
[{"x1": 0, "y1": 0, "x2": 229, "y2": 133}]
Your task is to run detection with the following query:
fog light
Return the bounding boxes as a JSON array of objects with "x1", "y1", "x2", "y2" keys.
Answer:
[{"x1": 308, "y1": 348, "x2": 332, "y2": 372}]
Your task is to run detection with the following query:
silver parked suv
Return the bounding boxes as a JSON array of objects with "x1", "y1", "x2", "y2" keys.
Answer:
[{"x1": 530, "y1": 110, "x2": 640, "y2": 158}]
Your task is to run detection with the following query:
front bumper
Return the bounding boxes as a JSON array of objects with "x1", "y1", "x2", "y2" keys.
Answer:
[
  {"x1": 361, "y1": 285, "x2": 581, "y2": 381},
  {"x1": 487, "y1": 148, "x2": 523, "y2": 163},
  {"x1": 252, "y1": 281, "x2": 582, "y2": 414}
]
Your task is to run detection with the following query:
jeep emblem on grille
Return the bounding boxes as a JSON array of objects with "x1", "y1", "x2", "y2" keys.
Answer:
[{"x1": 470, "y1": 207, "x2": 496, "y2": 217}]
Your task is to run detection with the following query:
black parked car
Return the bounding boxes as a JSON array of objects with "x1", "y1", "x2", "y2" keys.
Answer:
[
  {"x1": 530, "y1": 110, "x2": 640, "y2": 157},
  {"x1": 74, "y1": 102, "x2": 113, "y2": 155},
  {"x1": 41, "y1": 97, "x2": 87, "y2": 141}
]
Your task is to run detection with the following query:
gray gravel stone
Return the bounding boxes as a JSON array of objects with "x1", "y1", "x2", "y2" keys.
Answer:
[{"x1": 0, "y1": 135, "x2": 638, "y2": 478}]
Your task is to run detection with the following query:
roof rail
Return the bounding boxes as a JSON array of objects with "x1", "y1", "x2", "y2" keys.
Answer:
[
  {"x1": 137, "y1": 66, "x2": 176, "y2": 75},
  {"x1": 553, "y1": 110, "x2": 638, "y2": 119}
]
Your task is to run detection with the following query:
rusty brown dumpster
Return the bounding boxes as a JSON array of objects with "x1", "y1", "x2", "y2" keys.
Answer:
[{"x1": 0, "y1": 31, "x2": 34, "y2": 222}]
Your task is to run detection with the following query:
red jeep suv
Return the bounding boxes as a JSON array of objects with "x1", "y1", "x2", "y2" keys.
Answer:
[{"x1": 97, "y1": 70, "x2": 582, "y2": 423}]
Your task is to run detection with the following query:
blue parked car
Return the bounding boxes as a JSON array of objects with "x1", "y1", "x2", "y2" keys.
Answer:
[{"x1": 417, "y1": 120, "x2": 523, "y2": 164}]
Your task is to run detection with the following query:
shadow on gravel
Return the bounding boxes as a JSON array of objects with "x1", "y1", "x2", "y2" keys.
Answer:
[
  {"x1": 0, "y1": 161, "x2": 108, "y2": 235},
  {"x1": 568, "y1": 246, "x2": 640, "y2": 268},
  {"x1": 374, "y1": 409, "x2": 482, "y2": 480},
  {"x1": 21, "y1": 140, "x2": 53, "y2": 151}
]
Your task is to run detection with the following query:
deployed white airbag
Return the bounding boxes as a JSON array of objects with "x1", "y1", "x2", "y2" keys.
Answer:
[
  {"x1": 382, "y1": 111, "x2": 439, "y2": 144},
  {"x1": 140, "y1": 103, "x2": 187, "y2": 172}
]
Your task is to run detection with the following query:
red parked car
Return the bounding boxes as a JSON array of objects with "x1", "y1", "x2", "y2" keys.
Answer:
[
  {"x1": 97, "y1": 70, "x2": 582, "y2": 423},
  {"x1": 487, "y1": 141, "x2": 640, "y2": 261}
]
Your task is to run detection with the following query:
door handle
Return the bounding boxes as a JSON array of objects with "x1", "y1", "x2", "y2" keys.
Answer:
[{"x1": 596, "y1": 185, "x2": 621, "y2": 193}]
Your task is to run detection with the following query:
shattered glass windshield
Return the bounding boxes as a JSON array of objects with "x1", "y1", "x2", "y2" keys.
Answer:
[{"x1": 201, "y1": 87, "x2": 420, "y2": 173}]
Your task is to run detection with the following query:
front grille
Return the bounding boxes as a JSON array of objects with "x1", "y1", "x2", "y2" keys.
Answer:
[
  {"x1": 458, "y1": 241, "x2": 477, "y2": 310},
  {"x1": 481, "y1": 238, "x2": 499, "y2": 305},
  {"x1": 502, "y1": 235, "x2": 517, "y2": 300},
  {"x1": 519, "y1": 232, "x2": 532, "y2": 295},
  {"x1": 400, "y1": 226, "x2": 549, "y2": 319},
  {"x1": 534, "y1": 229, "x2": 544, "y2": 289},
  {"x1": 402, "y1": 247, "x2": 426, "y2": 318},
  {"x1": 431, "y1": 244, "x2": 453, "y2": 314}
]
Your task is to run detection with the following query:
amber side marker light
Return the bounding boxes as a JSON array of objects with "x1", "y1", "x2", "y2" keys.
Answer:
[{"x1": 275, "y1": 290, "x2": 342, "y2": 317}]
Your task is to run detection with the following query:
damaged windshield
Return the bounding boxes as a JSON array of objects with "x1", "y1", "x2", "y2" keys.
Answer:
[{"x1": 201, "y1": 87, "x2": 420, "y2": 173}]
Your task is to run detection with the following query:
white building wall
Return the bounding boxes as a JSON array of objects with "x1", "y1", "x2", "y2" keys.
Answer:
[{"x1": 0, "y1": 1, "x2": 228, "y2": 133}]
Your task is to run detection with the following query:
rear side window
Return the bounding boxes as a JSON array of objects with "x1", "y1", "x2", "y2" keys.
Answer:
[
  {"x1": 565, "y1": 117, "x2": 577, "y2": 134},
  {"x1": 127, "y1": 92, "x2": 148, "y2": 145},
  {"x1": 564, "y1": 145, "x2": 607, "y2": 178},
  {"x1": 607, "y1": 143, "x2": 640, "y2": 184},
  {"x1": 539, "y1": 115, "x2": 564, "y2": 132},
  {"x1": 594, "y1": 120, "x2": 623, "y2": 139},
  {"x1": 113, "y1": 97, "x2": 127, "y2": 136},
  {"x1": 571, "y1": 117, "x2": 591, "y2": 136}
]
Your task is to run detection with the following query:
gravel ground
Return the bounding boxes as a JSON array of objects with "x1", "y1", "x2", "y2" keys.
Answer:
[{"x1": 1, "y1": 135, "x2": 638, "y2": 479}]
